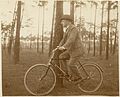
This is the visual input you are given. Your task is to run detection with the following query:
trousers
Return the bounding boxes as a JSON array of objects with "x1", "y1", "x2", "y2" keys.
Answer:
[{"x1": 59, "y1": 51, "x2": 80, "y2": 77}]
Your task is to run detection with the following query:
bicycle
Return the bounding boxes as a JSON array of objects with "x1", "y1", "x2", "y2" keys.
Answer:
[{"x1": 24, "y1": 48, "x2": 103, "y2": 96}]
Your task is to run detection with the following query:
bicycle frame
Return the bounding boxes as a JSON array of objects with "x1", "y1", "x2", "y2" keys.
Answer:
[
  {"x1": 49, "y1": 49, "x2": 69, "y2": 76},
  {"x1": 24, "y1": 48, "x2": 103, "y2": 95},
  {"x1": 50, "y1": 58, "x2": 68, "y2": 76},
  {"x1": 78, "y1": 61, "x2": 89, "y2": 77},
  {"x1": 49, "y1": 57, "x2": 90, "y2": 82},
  {"x1": 41, "y1": 48, "x2": 93, "y2": 81},
  {"x1": 39, "y1": 57, "x2": 68, "y2": 81}
]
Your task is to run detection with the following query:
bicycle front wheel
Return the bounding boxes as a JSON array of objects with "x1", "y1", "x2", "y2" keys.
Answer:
[
  {"x1": 77, "y1": 63, "x2": 103, "y2": 93},
  {"x1": 24, "y1": 64, "x2": 56, "y2": 96}
]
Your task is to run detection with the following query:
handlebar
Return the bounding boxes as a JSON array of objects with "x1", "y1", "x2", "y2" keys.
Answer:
[
  {"x1": 53, "y1": 47, "x2": 58, "y2": 52},
  {"x1": 52, "y1": 46, "x2": 66, "y2": 52}
]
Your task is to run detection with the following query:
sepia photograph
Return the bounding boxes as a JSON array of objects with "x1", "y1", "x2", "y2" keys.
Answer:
[{"x1": 0, "y1": 0, "x2": 119, "y2": 96}]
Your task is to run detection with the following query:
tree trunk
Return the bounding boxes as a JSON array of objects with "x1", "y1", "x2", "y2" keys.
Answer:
[
  {"x1": 14, "y1": 1, "x2": 21, "y2": 64},
  {"x1": 70, "y1": 1, "x2": 74, "y2": 24},
  {"x1": 41, "y1": 6, "x2": 45, "y2": 53},
  {"x1": 37, "y1": 33, "x2": 39, "y2": 52},
  {"x1": 110, "y1": 31, "x2": 112, "y2": 53},
  {"x1": 30, "y1": 39, "x2": 32, "y2": 49},
  {"x1": 79, "y1": 6, "x2": 82, "y2": 32},
  {"x1": 93, "y1": 5, "x2": 97, "y2": 56},
  {"x1": 113, "y1": 32, "x2": 117, "y2": 54},
  {"x1": 88, "y1": 32, "x2": 91, "y2": 54},
  {"x1": 37, "y1": 6, "x2": 40, "y2": 53},
  {"x1": 106, "y1": 1, "x2": 110, "y2": 60},
  {"x1": 52, "y1": 1, "x2": 64, "y2": 87},
  {"x1": 7, "y1": 2, "x2": 17, "y2": 55},
  {"x1": 113, "y1": 4, "x2": 118, "y2": 55},
  {"x1": 8, "y1": 21, "x2": 15, "y2": 54},
  {"x1": 49, "y1": 1, "x2": 55, "y2": 56},
  {"x1": 100, "y1": 3, "x2": 104, "y2": 56},
  {"x1": 88, "y1": 3, "x2": 93, "y2": 54},
  {"x1": 53, "y1": 1, "x2": 63, "y2": 49}
]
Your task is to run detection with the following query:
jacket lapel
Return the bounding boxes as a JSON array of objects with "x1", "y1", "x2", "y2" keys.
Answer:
[
  {"x1": 62, "y1": 24, "x2": 75, "y2": 43},
  {"x1": 65, "y1": 24, "x2": 75, "y2": 36}
]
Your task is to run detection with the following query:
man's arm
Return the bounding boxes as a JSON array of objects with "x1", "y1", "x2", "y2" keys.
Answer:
[
  {"x1": 59, "y1": 38, "x2": 64, "y2": 46},
  {"x1": 63, "y1": 28, "x2": 78, "y2": 50},
  {"x1": 59, "y1": 32, "x2": 66, "y2": 46}
]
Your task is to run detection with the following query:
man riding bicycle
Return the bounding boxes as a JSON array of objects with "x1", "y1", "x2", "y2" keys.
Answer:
[
  {"x1": 24, "y1": 15, "x2": 103, "y2": 96},
  {"x1": 56, "y1": 14, "x2": 85, "y2": 81}
]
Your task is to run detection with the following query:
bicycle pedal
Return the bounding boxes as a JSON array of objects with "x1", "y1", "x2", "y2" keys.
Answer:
[
  {"x1": 74, "y1": 79, "x2": 83, "y2": 85},
  {"x1": 59, "y1": 76, "x2": 65, "y2": 78},
  {"x1": 57, "y1": 74, "x2": 64, "y2": 77},
  {"x1": 73, "y1": 77, "x2": 82, "y2": 81}
]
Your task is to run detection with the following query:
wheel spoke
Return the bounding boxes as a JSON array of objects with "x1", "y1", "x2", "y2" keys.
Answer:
[
  {"x1": 77, "y1": 63, "x2": 103, "y2": 93},
  {"x1": 24, "y1": 64, "x2": 56, "y2": 95}
]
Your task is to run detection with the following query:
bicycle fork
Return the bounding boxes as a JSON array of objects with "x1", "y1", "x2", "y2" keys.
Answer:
[
  {"x1": 78, "y1": 61, "x2": 90, "y2": 79},
  {"x1": 39, "y1": 65, "x2": 51, "y2": 81}
]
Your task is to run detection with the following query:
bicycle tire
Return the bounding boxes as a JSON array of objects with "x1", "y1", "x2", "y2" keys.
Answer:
[
  {"x1": 77, "y1": 63, "x2": 103, "y2": 93},
  {"x1": 24, "y1": 64, "x2": 56, "y2": 96}
]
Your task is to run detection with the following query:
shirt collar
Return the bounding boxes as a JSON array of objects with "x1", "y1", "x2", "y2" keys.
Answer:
[
  {"x1": 66, "y1": 25, "x2": 70, "y2": 29},
  {"x1": 63, "y1": 25, "x2": 70, "y2": 32}
]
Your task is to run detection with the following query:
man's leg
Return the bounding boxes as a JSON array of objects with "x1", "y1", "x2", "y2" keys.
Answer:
[
  {"x1": 67, "y1": 57, "x2": 81, "y2": 79},
  {"x1": 59, "y1": 51, "x2": 70, "y2": 74}
]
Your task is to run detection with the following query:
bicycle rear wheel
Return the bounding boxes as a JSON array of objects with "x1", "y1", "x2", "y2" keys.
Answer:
[
  {"x1": 77, "y1": 63, "x2": 103, "y2": 93},
  {"x1": 24, "y1": 64, "x2": 56, "y2": 96}
]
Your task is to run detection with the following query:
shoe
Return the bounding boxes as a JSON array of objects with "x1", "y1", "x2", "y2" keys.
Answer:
[
  {"x1": 71, "y1": 76, "x2": 82, "y2": 82},
  {"x1": 58, "y1": 73, "x2": 71, "y2": 79},
  {"x1": 65, "y1": 74, "x2": 70, "y2": 77},
  {"x1": 74, "y1": 77, "x2": 83, "y2": 85}
]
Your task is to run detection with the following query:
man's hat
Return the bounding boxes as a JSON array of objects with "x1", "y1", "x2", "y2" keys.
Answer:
[{"x1": 60, "y1": 15, "x2": 73, "y2": 22}]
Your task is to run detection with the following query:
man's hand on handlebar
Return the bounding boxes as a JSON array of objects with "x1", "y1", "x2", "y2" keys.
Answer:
[
  {"x1": 57, "y1": 46, "x2": 66, "y2": 51},
  {"x1": 52, "y1": 46, "x2": 66, "y2": 52}
]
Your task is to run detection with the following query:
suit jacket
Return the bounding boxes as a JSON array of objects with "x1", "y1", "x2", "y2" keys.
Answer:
[{"x1": 59, "y1": 24, "x2": 85, "y2": 58}]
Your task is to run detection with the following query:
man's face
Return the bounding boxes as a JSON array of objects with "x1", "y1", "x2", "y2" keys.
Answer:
[{"x1": 61, "y1": 20, "x2": 69, "y2": 27}]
